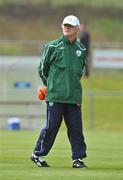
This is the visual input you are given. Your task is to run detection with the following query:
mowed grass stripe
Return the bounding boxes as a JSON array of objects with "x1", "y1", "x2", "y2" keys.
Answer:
[{"x1": 0, "y1": 130, "x2": 123, "y2": 180}]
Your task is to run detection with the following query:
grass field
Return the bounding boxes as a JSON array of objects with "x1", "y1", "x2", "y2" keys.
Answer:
[
  {"x1": 0, "y1": 129, "x2": 123, "y2": 180},
  {"x1": 82, "y1": 72, "x2": 123, "y2": 130}
]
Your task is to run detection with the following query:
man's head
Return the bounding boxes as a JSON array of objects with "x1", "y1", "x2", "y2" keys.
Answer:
[{"x1": 61, "y1": 15, "x2": 80, "y2": 41}]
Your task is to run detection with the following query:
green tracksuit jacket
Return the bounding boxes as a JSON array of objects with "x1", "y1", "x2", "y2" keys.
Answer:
[{"x1": 38, "y1": 35, "x2": 87, "y2": 104}]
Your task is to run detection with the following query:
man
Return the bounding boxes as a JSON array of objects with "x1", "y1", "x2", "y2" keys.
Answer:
[
  {"x1": 31, "y1": 15, "x2": 87, "y2": 168},
  {"x1": 79, "y1": 23, "x2": 90, "y2": 77}
]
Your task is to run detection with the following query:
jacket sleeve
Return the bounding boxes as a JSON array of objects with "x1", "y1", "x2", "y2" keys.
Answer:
[{"x1": 38, "y1": 44, "x2": 52, "y2": 86}]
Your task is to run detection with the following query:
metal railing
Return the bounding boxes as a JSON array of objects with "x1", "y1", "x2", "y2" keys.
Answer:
[
  {"x1": 0, "y1": 100, "x2": 46, "y2": 130},
  {"x1": 0, "y1": 91, "x2": 123, "y2": 130},
  {"x1": 0, "y1": 100, "x2": 43, "y2": 119},
  {"x1": 84, "y1": 90, "x2": 123, "y2": 129}
]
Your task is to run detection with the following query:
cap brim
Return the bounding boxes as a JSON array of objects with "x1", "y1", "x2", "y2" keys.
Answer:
[{"x1": 62, "y1": 22, "x2": 77, "y2": 26}]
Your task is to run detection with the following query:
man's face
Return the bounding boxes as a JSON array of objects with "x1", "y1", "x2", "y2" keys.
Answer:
[{"x1": 62, "y1": 24, "x2": 79, "y2": 37}]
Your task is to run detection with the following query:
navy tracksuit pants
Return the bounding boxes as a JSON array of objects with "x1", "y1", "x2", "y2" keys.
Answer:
[{"x1": 34, "y1": 102, "x2": 87, "y2": 160}]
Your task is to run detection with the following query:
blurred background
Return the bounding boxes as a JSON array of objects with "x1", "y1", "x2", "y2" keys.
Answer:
[{"x1": 0, "y1": 0, "x2": 123, "y2": 131}]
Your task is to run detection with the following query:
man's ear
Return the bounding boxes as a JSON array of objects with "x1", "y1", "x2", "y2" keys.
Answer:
[{"x1": 76, "y1": 26, "x2": 80, "y2": 35}]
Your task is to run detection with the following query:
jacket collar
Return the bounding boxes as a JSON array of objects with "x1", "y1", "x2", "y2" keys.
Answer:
[{"x1": 60, "y1": 35, "x2": 77, "y2": 45}]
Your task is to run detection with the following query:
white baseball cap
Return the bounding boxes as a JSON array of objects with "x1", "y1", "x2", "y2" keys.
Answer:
[{"x1": 62, "y1": 15, "x2": 80, "y2": 26}]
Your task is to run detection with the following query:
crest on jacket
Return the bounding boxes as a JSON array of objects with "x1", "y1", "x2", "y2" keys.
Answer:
[{"x1": 76, "y1": 50, "x2": 82, "y2": 57}]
